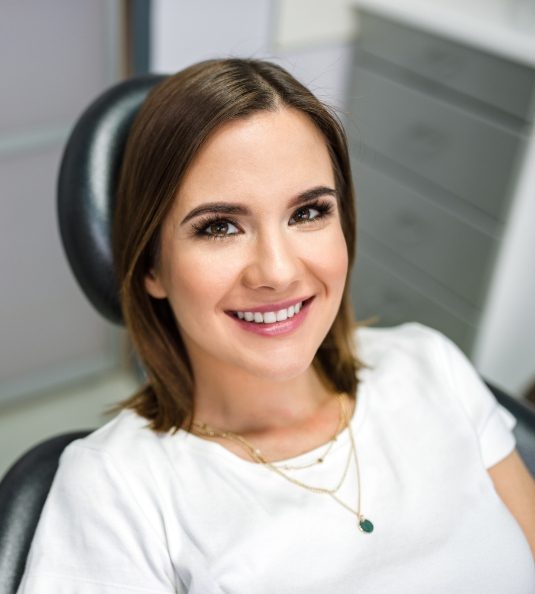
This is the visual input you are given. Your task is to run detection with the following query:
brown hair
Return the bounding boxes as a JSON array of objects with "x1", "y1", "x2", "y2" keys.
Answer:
[{"x1": 114, "y1": 58, "x2": 361, "y2": 432}]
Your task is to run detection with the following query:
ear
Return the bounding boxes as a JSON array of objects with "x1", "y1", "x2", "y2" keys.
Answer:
[{"x1": 144, "y1": 269, "x2": 168, "y2": 299}]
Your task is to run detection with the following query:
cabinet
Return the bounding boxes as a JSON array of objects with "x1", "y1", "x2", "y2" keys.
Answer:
[{"x1": 348, "y1": 9, "x2": 535, "y2": 354}]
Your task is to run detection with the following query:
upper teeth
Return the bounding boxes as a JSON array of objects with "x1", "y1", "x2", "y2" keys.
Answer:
[{"x1": 236, "y1": 301, "x2": 303, "y2": 323}]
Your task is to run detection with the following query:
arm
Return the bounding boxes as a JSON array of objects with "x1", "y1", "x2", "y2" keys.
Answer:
[
  {"x1": 432, "y1": 326, "x2": 535, "y2": 558},
  {"x1": 488, "y1": 449, "x2": 535, "y2": 559}
]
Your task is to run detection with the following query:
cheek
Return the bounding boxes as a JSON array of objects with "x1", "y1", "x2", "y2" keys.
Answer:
[
  {"x1": 162, "y1": 244, "x2": 243, "y2": 315},
  {"x1": 305, "y1": 226, "x2": 349, "y2": 292}
]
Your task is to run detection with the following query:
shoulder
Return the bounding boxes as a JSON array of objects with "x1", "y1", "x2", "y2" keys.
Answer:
[
  {"x1": 354, "y1": 321, "x2": 446, "y2": 374},
  {"x1": 65, "y1": 408, "x2": 167, "y2": 467},
  {"x1": 20, "y1": 411, "x2": 179, "y2": 592},
  {"x1": 55, "y1": 409, "x2": 175, "y2": 517},
  {"x1": 36, "y1": 410, "x2": 179, "y2": 559},
  {"x1": 354, "y1": 322, "x2": 516, "y2": 468},
  {"x1": 353, "y1": 321, "x2": 484, "y2": 404}
]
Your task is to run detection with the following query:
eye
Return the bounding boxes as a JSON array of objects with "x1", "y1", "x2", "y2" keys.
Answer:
[
  {"x1": 290, "y1": 206, "x2": 320, "y2": 224},
  {"x1": 289, "y1": 200, "x2": 334, "y2": 226},
  {"x1": 193, "y1": 218, "x2": 240, "y2": 239}
]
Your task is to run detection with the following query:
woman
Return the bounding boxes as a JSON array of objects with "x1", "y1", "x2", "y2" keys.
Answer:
[{"x1": 19, "y1": 59, "x2": 535, "y2": 593}]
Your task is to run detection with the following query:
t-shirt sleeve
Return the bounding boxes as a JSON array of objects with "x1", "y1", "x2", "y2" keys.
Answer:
[
  {"x1": 17, "y1": 443, "x2": 179, "y2": 594},
  {"x1": 434, "y1": 328, "x2": 516, "y2": 469}
]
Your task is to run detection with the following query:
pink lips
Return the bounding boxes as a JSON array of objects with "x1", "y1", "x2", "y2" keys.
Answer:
[{"x1": 228, "y1": 297, "x2": 313, "y2": 337}]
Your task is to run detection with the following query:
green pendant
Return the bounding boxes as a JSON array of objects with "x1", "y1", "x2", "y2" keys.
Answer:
[{"x1": 359, "y1": 517, "x2": 374, "y2": 533}]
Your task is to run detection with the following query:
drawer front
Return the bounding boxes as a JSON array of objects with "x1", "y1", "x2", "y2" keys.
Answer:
[
  {"x1": 351, "y1": 250, "x2": 476, "y2": 353},
  {"x1": 359, "y1": 12, "x2": 535, "y2": 122},
  {"x1": 353, "y1": 160, "x2": 497, "y2": 307},
  {"x1": 350, "y1": 66, "x2": 524, "y2": 221}
]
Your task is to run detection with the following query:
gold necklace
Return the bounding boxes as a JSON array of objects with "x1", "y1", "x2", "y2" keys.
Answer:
[
  {"x1": 194, "y1": 394, "x2": 344, "y2": 471},
  {"x1": 192, "y1": 394, "x2": 374, "y2": 533},
  {"x1": 275, "y1": 393, "x2": 345, "y2": 471},
  {"x1": 193, "y1": 409, "x2": 353, "y2": 495},
  {"x1": 335, "y1": 400, "x2": 374, "y2": 533}
]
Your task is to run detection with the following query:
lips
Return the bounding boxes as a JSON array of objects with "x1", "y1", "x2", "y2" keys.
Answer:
[
  {"x1": 228, "y1": 297, "x2": 314, "y2": 325},
  {"x1": 228, "y1": 297, "x2": 314, "y2": 337}
]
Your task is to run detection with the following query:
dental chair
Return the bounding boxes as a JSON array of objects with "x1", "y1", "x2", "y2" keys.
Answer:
[{"x1": 1, "y1": 75, "x2": 534, "y2": 594}]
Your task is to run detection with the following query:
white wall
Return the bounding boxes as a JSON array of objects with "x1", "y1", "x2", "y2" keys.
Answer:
[{"x1": 150, "y1": 0, "x2": 357, "y2": 110}]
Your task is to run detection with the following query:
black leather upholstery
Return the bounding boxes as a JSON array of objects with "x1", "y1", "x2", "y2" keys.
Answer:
[
  {"x1": 0, "y1": 432, "x2": 90, "y2": 594},
  {"x1": 57, "y1": 74, "x2": 166, "y2": 324}
]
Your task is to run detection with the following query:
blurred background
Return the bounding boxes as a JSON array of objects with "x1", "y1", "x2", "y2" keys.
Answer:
[{"x1": 1, "y1": 0, "x2": 534, "y2": 476}]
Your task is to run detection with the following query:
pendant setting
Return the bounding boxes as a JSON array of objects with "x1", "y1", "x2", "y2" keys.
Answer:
[{"x1": 358, "y1": 516, "x2": 374, "y2": 533}]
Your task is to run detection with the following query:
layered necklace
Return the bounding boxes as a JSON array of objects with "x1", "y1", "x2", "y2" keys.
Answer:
[{"x1": 192, "y1": 394, "x2": 374, "y2": 533}]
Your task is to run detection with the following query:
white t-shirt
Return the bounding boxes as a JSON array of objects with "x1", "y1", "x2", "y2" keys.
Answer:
[{"x1": 18, "y1": 323, "x2": 535, "y2": 593}]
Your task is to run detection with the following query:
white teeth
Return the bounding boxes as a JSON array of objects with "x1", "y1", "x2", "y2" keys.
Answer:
[
  {"x1": 263, "y1": 312, "x2": 277, "y2": 324},
  {"x1": 235, "y1": 301, "x2": 304, "y2": 324},
  {"x1": 276, "y1": 309, "x2": 288, "y2": 322}
]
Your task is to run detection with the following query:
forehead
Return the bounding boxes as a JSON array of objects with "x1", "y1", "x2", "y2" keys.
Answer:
[{"x1": 173, "y1": 107, "x2": 335, "y2": 213}]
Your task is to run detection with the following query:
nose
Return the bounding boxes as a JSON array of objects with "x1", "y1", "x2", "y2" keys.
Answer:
[{"x1": 241, "y1": 229, "x2": 302, "y2": 292}]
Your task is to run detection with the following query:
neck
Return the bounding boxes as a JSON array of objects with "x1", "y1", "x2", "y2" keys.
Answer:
[{"x1": 190, "y1": 360, "x2": 334, "y2": 435}]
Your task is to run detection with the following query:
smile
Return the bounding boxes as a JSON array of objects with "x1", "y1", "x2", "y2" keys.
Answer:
[
  {"x1": 236, "y1": 301, "x2": 303, "y2": 324},
  {"x1": 228, "y1": 297, "x2": 314, "y2": 336}
]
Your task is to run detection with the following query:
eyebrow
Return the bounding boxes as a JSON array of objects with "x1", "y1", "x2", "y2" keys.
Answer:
[{"x1": 180, "y1": 185, "x2": 337, "y2": 225}]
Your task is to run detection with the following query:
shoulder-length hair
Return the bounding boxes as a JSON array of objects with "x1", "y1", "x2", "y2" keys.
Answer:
[{"x1": 114, "y1": 58, "x2": 361, "y2": 432}]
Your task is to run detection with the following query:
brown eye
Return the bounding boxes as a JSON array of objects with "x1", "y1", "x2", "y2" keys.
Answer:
[
  {"x1": 204, "y1": 220, "x2": 239, "y2": 237},
  {"x1": 289, "y1": 206, "x2": 320, "y2": 225}
]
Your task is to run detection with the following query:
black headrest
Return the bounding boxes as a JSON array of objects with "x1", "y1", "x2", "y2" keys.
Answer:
[{"x1": 57, "y1": 74, "x2": 167, "y2": 324}]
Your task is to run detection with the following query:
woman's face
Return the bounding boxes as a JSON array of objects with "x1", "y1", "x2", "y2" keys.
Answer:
[{"x1": 145, "y1": 107, "x2": 348, "y2": 382}]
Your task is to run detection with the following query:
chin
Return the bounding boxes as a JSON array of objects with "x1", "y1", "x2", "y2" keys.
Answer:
[{"x1": 234, "y1": 348, "x2": 317, "y2": 383}]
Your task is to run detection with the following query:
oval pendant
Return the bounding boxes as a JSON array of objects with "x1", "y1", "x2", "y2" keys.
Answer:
[{"x1": 358, "y1": 517, "x2": 374, "y2": 533}]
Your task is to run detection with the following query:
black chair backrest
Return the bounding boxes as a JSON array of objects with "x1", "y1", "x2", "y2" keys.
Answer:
[
  {"x1": 57, "y1": 74, "x2": 166, "y2": 324},
  {"x1": 0, "y1": 432, "x2": 90, "y2": 594}
]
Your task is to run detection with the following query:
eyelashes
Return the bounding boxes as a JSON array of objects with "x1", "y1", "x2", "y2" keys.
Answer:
[
  {"x1": 191, "y1": 218, "x2": 240, "y2": 239},
  {"x1": 190, "y1": 200, "x2": 335, "y2": 240}
]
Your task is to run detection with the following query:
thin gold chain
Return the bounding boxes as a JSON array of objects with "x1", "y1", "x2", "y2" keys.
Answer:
[
  {"x1": 249, "y1": 431, "x2": 354, "y2": 495},
  {"x1": 328, "y1": 397, "x2": 362, "y2": 520},
  {"x1": 193, "y1": 393, "x2": 344, "y2": 472},
  {"x1": 191, "y1": 394, "x2": 373, "y2": 531},
  {"x1": 193, "y1": 395, "x2": 353, "y2": 495},
  {"x1": 274, "y1": 393, "x2": 345, "y2": 471}
]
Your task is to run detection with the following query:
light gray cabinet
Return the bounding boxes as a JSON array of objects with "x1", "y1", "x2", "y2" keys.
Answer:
[{"x1": 349, "y1": 11, "x2": 535, "y2": 353}]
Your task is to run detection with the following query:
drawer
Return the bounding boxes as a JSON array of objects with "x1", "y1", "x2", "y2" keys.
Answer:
[
  {"x1": 359, "y1": 12, "x2": 535, "y2": 122},
  {"x1": 351, "y1": 249, "x2": 476, "y2": 353},
  {"x1": 350, "y1": 66, "x2": 524, "y2": 221},
  {"x1": 352, "y1": 160, "x2": 498, "y2": 307}
]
